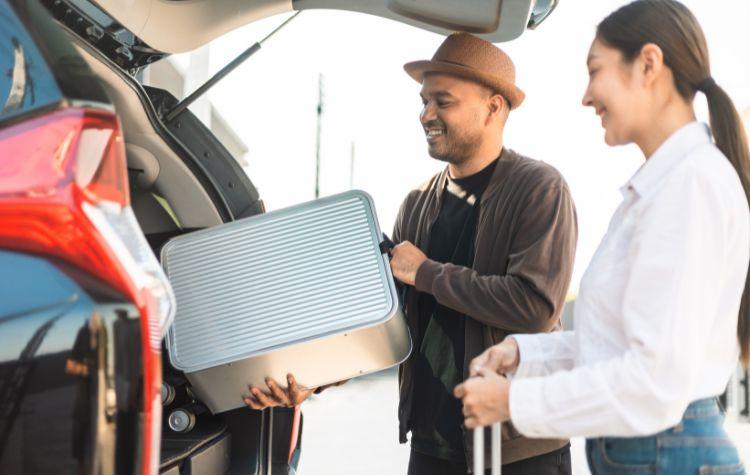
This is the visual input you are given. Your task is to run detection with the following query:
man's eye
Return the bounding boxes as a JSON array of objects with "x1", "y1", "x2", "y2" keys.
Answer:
[{"x1": 437, "y1": 101, "x2": 449, "y2": 107}]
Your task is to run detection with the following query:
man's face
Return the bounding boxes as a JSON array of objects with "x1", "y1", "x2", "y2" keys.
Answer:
[{"x1": 419, "y1": 74, "x2": 493, "y2": 165}]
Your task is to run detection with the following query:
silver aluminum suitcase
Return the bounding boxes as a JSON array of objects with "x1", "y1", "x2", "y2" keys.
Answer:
[{"x1": 161, "y1": 190, "x2": 412, "y2": 413}]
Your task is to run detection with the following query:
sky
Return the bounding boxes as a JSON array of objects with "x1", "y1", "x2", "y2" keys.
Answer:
[{"x1": 170, "y1": 0, "x2": 750, "y2": 292}]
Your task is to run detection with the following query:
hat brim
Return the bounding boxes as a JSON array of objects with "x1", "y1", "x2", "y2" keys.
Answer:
[{"x1": 404, "y1": 60, "x2": 525, "y2": 109}]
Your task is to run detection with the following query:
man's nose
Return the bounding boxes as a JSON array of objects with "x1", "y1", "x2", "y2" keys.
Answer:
[{"x1": 420, "y1": 101, "x2": 436, "y2": 124}]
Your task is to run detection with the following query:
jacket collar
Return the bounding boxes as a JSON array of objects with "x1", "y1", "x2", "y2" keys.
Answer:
[
  {"x1": 623, "y1": 121, "x2": 711, "y2": 199},
  {"x1": 431, "y1": 147, "x2": 514, "y2": 201}
]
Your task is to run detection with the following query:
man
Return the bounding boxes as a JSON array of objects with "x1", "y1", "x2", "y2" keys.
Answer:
[{"x1": 388, "y1": 32, "x2": 577, "y2": 475}]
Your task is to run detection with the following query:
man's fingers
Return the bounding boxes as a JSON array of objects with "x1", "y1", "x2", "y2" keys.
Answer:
[
  {"x1": 243, "y1": 396, "x2": 263, "y2": 411},
  {"x1": 298, "y1": 387, "x2": 315, "y2": 403},
  {"x1": 266, "y1": 378, "x2": 290, "y2": 406},
  {"x1": 287, "y1": 374, "x2": 315, "y2": 405},
  {"x1": 392, "y1": 241, "x2": 410, "y2": 252},
  {"x1": 251, "y1": 387, "x2": 277, "y2": 407},
  {"x1": 286, "y1": 375, "x2": 302, "y2": 403}
]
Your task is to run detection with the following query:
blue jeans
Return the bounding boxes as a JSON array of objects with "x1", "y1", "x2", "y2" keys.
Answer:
[{"x1": 586, "y1": 398, "x2": 746, "y2": 474}]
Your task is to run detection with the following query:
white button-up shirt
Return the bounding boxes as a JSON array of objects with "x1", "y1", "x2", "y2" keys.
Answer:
[{"x1": 508, "y1": 122, "x2": 750, "y2": 438}]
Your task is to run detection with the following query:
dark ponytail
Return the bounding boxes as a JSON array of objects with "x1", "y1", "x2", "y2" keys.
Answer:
[
  {"x1": 704, "y1": 81, "x2": 750, "y2": 368},
  {"x1": 598, "y1": 0, "x2": 750, "y2": 367}
]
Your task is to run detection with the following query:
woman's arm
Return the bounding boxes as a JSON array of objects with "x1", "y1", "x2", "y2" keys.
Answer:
[{"x1": 509, "y1": 166, "x2": 739, "y2": 438}]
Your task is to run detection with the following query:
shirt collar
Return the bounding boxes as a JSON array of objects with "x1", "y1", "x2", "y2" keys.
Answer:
[{"x1": 621, "y1": 121, "x2": 711, "y2": 198}]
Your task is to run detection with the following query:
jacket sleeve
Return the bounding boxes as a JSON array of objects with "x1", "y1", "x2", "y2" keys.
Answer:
[
  {"x1": 413, "y1": 178, "x2": 577, "y2": 333},
  {"x1": 391, "y1": 193, "x2": 412, "y2": 296},
  {"x1": 392, "y1": 198, "x2": 406, "y2": 244}
]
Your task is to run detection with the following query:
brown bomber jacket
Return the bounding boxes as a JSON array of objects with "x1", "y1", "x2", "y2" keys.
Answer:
[{"x1": 392, "y1": 147, "x2": 578, "y2": 468}]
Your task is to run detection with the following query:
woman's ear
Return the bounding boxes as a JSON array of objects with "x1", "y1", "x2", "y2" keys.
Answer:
[{"x1": 638, "y1": 43, "x2": 665, "y2": 87}]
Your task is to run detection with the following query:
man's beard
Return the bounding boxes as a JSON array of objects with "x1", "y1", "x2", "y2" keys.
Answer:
[{"x1": 427, "y1": 124, "x2": 482, "y2": 165}]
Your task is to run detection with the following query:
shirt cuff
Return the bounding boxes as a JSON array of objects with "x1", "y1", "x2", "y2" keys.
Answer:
[
  {"x1": 509, "y1": 377, "x2": 549, "y2": 438},
  {"x1": 414, "y1": 258, "x2": 441, "y2": 293},
  {"x1": 510, "y1": 333, "x2": 545, "y2": 379}
]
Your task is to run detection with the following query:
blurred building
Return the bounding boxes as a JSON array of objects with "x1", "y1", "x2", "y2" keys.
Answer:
[{"x1": 140, "y1": 47, "x2": 249, "y2": 167}]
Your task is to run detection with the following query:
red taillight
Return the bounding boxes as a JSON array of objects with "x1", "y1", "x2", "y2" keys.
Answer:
[
  {"x1": 0, "y1": 108, "x2": 129, "y2": 289},
  {"x1": 79, "y1": 119, "x2": 130, "y2": 206},
  {"x1": 0, "y1": 107, "x2": 175, "y2": 474}
]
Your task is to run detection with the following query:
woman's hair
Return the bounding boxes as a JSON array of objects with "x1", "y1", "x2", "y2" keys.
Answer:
[{"x1": 598, "y1": 0, "x2": 750, "y2": 367}]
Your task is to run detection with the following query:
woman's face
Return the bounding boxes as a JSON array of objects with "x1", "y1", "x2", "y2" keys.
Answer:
[{"x1": 582, "y1": 38, "x2": 649, "y2": 147}]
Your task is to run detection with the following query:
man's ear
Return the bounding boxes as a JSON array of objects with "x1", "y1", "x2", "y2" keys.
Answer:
[
  {"x1": 487, "y1": 94, "x2": 509, "y2": 124},
  {"x1": 638, "y1": 43, "x2": 665, "y2": 87}
]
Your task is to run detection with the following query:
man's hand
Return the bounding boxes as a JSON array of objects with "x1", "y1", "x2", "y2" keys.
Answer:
[
  {"x1": 469, "y1": 337, "x2": 520, "y2": 377},
  {"x1": 454, "y1": 368, "x2": 511, "y2": 429},
  {"x1": 243, "y1": 374, "x2": 315, "y2": 410},
  {"x1": 389, "y1": 241, "x2": 427, "y2": 286}
]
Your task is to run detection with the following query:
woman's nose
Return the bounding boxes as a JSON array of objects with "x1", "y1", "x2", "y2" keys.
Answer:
[{"x1": 582, "y1": 85, "x2": 594, "y2": 108}]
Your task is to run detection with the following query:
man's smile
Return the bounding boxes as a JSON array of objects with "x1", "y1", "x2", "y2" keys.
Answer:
[{"x1": 425, "y1": 127, "x2": 445, "y2": 143}]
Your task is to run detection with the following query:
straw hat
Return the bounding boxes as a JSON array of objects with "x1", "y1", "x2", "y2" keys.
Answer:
[{"x1": 404, "y1": 32, "x2": 525, "y2": 109}]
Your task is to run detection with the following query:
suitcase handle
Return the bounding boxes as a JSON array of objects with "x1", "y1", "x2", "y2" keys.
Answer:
[
  {"x1": 379, "y1": 233, "x2": 395, "y2": 255},
  {"x1": 473, "y1": 422, "x2": 501, "y2": 475}
]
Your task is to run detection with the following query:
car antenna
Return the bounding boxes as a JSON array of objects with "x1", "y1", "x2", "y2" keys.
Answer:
[{"x1": 163, "y1": 11, "x2": 301, "y2": 123}]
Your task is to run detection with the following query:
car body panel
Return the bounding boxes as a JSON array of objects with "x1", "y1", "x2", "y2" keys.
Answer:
[{"x1": 0, "y1": 250, "x2": 143, "y2": 475}]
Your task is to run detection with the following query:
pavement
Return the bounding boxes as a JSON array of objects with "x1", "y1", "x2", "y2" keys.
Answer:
[{"x1": 300, "y1": 368, "x2": 750, "y2": 475}]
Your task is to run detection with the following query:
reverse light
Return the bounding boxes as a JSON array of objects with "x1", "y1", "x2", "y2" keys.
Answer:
[{"x1": 0, "y1": 107, "x2": 174, "y2": 474}]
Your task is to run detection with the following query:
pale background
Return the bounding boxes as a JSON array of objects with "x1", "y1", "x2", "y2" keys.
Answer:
[
  {"x1": 157, "y1": 1, "x2": 750, "y2": 472},
  {"x1": 183, "y1": 0, "x2": 750, "y2": 290}
]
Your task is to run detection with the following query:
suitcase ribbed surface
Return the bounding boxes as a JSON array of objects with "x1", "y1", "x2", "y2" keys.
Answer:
[{"x1": 163, "y1": 192, "x2": 393, "y2": 372}]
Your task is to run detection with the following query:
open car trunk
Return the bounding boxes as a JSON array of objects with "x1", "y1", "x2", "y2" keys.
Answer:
[{"x1": 62, "y1": 0, "x2": 558, "y2": 55}]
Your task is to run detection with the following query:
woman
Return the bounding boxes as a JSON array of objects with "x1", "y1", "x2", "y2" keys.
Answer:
[{"x1": 454, "y1": 1, "x2": 750, "y2": 473}]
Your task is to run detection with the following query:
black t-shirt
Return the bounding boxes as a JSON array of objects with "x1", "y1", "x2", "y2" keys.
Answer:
[{"x1": 410, "y1": 158, "x2": 498, "y2": 461}]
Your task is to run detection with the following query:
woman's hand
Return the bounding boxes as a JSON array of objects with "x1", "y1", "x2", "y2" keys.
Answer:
[
  {"x1": 454, "y1": 368, "x2": 511, "y2": 429},
  {"x1": 243, "y1": 374, "x2": 315, "y2": 410},
  {"x1": 469, "y1": 337, "x2": 520, "y2": 377}
]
